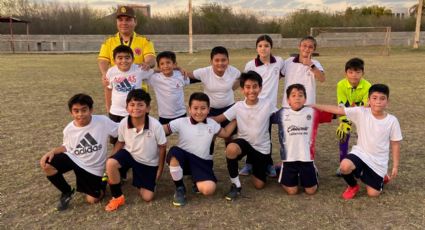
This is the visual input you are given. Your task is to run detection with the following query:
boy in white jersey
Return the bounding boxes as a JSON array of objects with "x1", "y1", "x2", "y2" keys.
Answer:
[
  {"x1": 40, "y1": 94, "x2": 118, "y2": 211},
  {"x1": 148, "y1": 51, "x2": 190, "y2": 124},
  {"x1": 314, "y1": 84, "x2": 402, "y2": 199},
  {"x1": 281, "y1": 36, "x2": 325, "y2": 108},
  {"x1": 105, "y1": 89, "x2": 167, "y2": 211},
  {"x1": 214, "y1": 71, "x2": 275, "y2": 201},
  {"x1": 272, "y1": 84, "x2": 332, "y2": 195},
  {"x1": 164, "y1": 92, "x2": 236, "y2": 206}
]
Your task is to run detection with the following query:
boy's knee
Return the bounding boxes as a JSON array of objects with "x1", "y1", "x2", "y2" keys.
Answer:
[
  {"x1": 366, "y1": 187, "x2": 381, "y2": 197},
  {"x1": 305, "y1": 186, "x2": 317, "y2": 195},
  {"x1": 106, "y1": 158, "x2": 119, "y2": 170},
  {"x1": 42, "y1": 164, "x2": 57, "y2": 176},
  {"x1": 282, "y1": 186, "x2": 298, "y2": 195},
  {"x1": 340, "y1": 159, "x2": 354, "y2": 174},
  {"x1": 140, "y1": 190, "x2": 154, "y2": 202},
  {"x1": 169, "y1": 156, "x2": 180, "y2": 167},
  {"x1": 198, "y1": 182, "x2": 216, "y2": 196},
  {"x1": 86, "y1": 195, "x2": 100, "y2": 204},
  {"x1": 226, "y1": 143, "x2": 240, "y2": 159},
  {"x1": 253, "y1": 178, "x2": 265, "y2": 189}
]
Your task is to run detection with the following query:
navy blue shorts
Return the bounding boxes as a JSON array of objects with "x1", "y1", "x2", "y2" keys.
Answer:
[
  {"x1": 111, "y1": 149, "x2": 158, "y2": 192},
  {"x1": 231, "y1": 138, "x2": 269, "y2": 182},
  {"x1": 48, "y1": 153, "x2": 103, "y2": 198},
  {"x1": 159, "y1": 113, "x2": 187, "y2": 125},
  {"x1": 166, "y1": 146, "x2": 217, "y2": 183},
  {"x1": 209, "y1": 104, "x2": 234, "y2": 128},
  {"x1": 278, "y1": 161, "x2": 318, "y2": 188},
  {"x1": 346, "y1": 154, "x2": 384, "y2": 191}
]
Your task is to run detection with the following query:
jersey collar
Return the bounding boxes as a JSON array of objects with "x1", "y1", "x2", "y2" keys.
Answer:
[
  {"x1": 255, "y1": 55, "x2": 276, "y2": 67},
  {"x1": 189, "y1": 117, "x2": 207, "y2": 125},
  {"x1": 127, "y1": 114, "x2": 150, "y2": 130}
]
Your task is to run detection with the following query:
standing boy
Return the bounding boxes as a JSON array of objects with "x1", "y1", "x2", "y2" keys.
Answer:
[
  {"x1": 164, "y1": 92, "x2": 236, "y2": 206},
  {"x1": 335, "y1": 58, "x2": 371, "y2": 175},
  {"x1": 314, "y1": 84, "x2": 402, "y2": 199},
  {"x1": 214, "y1": 71, "x2": 275, "y2": 200},
  {"x1": 105, "y1": 89, "x2": 167, "y2": 211},
  {"x1": 40, "y1": 94, "x2": 118, "y2": 211},
  {"x1": 272, "y1": 84, "x2": 332, "y2": 195}
]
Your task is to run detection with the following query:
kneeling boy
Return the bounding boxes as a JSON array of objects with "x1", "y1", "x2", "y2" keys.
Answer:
[
  {"x1": 40, "y1": 94, "x2": 118, "y2": 211},
  {"x1": 164, "y1": 92, "x2": 236, "y2": 206},
  {"x1": 105, "y1": 89, "x2": 167, "y2": 211}
]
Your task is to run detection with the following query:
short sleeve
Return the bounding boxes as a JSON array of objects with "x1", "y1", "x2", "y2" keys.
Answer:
[
  {"x1": 104, "y1": 116, "x2": 119, "y2": 138},
  {"x1": 192, "y1": 68, "x2": 205, "y2": 81},
  {"x1": 106, "y1": 68, "x2": 113, "y2": 89},
  {"x1": 212, "y1": 120, "x2": 221, "y2": 134},
  {"x1": 223, "y1": 104, "x2": 237, "y2": 121},
  {"x1": 62, "y1": 130, "x2": 71, "y2": 152},
  {"x1": 142, "y1": 39, "x2": 155, "y2": 57},
  {"x1": 98, "y1": 39, "x2": 111, "y2": 61},
  {"x1": 117, "y1": 120, "x2": 126, "y2": 142},
  {"x1": 154, "y1": 121, "x2": 167, "y2": 145},
  {"x1": 244, "y1": 62, "x2": 251, "y2": 72},
  {"x1": 314, "y1": 108, "x2": 333, "y2": 123},
  {"x1": 168, "y1": 118, "x2": 181, "y2": 134},
  {"x1": 138, "y1": 68, "x2": 154, "y2": 81},
  {"x1": 344, "y1": 107, "x2": 361, "y2": 125},
  {"x1": 313, "y1": 60, "x2": 324, "y2": 72},
  {"x1": 390, "y1": 118, "x2": 403, "y2": 141},
  {"x1": 270, "y1": 108, "x2": 283, "y2": 124}
]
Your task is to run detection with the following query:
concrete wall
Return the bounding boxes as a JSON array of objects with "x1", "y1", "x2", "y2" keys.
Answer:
[{"x1": 0, "y1": 32, "x2": 424, "y2": 53}]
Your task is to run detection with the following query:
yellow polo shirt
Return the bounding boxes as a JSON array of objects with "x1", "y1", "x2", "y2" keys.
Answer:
[{"x1": 98, "y1": 32, "x2": 155, "y2": 91}]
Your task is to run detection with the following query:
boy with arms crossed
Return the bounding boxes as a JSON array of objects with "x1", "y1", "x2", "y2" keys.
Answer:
[
  {"x1": 164, "y1": 92, "x2": 236, "y2": 206},
  {"x1": 105, "y1": 89, "x2": 167, "y2": 211},
  {"x1": 40, "y1": 94, "x2": 118, "y2": 211},
  {"x1": 314, "y1": 84, "x2": 402, "y2": 199}
]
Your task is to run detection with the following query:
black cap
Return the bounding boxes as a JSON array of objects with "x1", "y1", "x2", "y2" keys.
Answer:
[{"x1": 116, "y1": 6, "x2": 136, "y2": 18}]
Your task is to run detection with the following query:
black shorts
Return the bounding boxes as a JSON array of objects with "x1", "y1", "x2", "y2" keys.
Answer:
[
  {"x1": 111, "y1": 149, "x2": 158, "y2": 192},
  {"x1": 48, "y1": 153, "x2": 103, "y2": 198},
  {"x1": 278, "y1": 161, "x2": 318, "y2": 188},
  {"x1": 231, "y1": 138, "x2": 269, "y2": 182},
  {"x1": 166, "y1": 146, "x2": 217, "y2": 183},
  {"x1": 108, "y1": 113, "x2": 125, "y2": 145},
  {"x1": 209, "y1": 104, "x2": 234, "y2": 128},
  {"x1": 346, "y1": 154, "x2": 384, "y2": 191},
  {"x1": 159, "y1": 114, "x2": 187, "y2": 125}
]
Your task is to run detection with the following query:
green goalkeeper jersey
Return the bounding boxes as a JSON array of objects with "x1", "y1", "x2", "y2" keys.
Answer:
[{"x1": 336, "y1": 78, "x2": 371, "y2": 122}]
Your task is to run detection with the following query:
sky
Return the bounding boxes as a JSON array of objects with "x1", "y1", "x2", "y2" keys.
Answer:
[{"x1": 35, "y1": 0, "x2": 419, "y2": 17}]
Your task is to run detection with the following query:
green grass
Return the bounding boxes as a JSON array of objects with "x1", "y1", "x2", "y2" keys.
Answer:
[{"x1": 1, "y1": 47, "x2": 425, "y2": 228}]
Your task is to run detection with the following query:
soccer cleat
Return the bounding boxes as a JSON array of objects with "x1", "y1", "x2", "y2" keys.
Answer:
[
  {"x1": 55, "y1": 188, "x2": 75, "y2": 211},
  {"x1": 173, "y1": 186, "x2": 187, "y2": 207},
  {"x1": 383, "y1": 175, "x2": 390, "y2": 185},
  {"x1": 342, "y1": 184, "x2": 360, "y2": 200},
  {"x1": 239, "y1": 164, "x2": 252, "y2": 176},
  {"x1": 267, "y1": 164, "x2": 277, "y2": 178},
  {"x1": 105, "y1": 195, "x2": 125, "y2": 212},
  {"x1": 225, "y1": 184, "x2": 241, "y2": 201}
]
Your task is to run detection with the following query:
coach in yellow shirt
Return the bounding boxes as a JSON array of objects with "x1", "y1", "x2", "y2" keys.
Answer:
[{"x1": 98, "y1": 5, "x2": 155, "y2": 110}]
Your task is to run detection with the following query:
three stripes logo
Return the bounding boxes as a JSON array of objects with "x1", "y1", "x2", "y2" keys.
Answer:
[
  {"x1": 115, "y1": 78, "x2": 135, "y2": 93},
  {"x1": 74, "y1": 133, "x2": 103, "y2": 155}
]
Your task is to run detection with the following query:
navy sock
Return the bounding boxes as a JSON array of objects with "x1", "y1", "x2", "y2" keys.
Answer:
[
  {"x1": 47, "y1": 173, "x2": 71, "y2": 194},
  {"x1": 109, "y1": 183, "x2": 123, "y2": 198},
  {"x1": 343, "y1": 173, "x2": 358, "y2": 187},
  {"x1": 226, "y1": 157, "x2": 239, "y2": 178}
]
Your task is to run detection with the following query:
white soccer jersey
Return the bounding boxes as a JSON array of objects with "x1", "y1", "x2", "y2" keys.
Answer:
[
  {"x1": 224, "y1": 98, "x2": 274, "y2": 155},
  {"x1": 272, "y1": 107, "x2": 333, "y2": 161},
  {"x1": 193, "y1": 65, "x2": 240, "y2": 108},
  {"x1": 107, "y1": 64, "x2": 154, "y2": 117},
  {"x1": 281, "y1": 56, "x2": 324, "y2": 107},
  {"x1": 244, "y1": 56, "x2": 284, "y2": 111},
  {"x1": 168, "y1": 117, "x2": 221, "y2": 160},
  {"x1": 148, "y1": 71, "x2": 190, "y2": 119},
  {"x1": 118, "y1": 115, "x2": 167, "y2": 166},
  {"x1": 345, "y1": 107, "x2": 402, "y2": 177},
  {"x1": 63, "y1": 115, "x2": 118, "y2": 176}
]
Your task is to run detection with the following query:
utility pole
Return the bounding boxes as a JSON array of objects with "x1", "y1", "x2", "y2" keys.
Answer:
[
  {"x1": 413, "y1": 0, "x2": 423, "y2": 49},
  {"x1": 188, "y1": 0, "x2": 193, "y2": 54}
]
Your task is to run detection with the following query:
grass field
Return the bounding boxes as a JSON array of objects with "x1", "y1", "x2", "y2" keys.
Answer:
[{"x1": 1, "y1": 47, "x2": 425, "y2": 229}]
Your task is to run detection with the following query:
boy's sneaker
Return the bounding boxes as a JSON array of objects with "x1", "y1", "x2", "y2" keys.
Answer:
[
  {"x1": 105, "y1": 195, "x2": 125, "y2": 212},
  {"x1": 173, "y1": 186, "x2": 186, "y2": 207},
  {"x1": 225, "y1": 184, "x2": 241, "y2": 201},
  {"x1": 267, "y1": 164, "x2": 277, "y2": 178},
  {"x1": 55, "y1": 188, "x2": 75, "y2": 211},
  {"x1": 342, "y1": 184, "x2": 360, "y2": 200},
  {"x1": 239, "y1": 164, "x2": 252, "y2": 176}
]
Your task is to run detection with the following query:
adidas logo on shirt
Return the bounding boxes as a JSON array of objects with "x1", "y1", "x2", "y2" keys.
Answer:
[
  {"x1": 115, "y1": 78, "x2": 135, "y2": 93},
  {"x1": 74, "y1": 133, "x2": 103, "y2": 155}
]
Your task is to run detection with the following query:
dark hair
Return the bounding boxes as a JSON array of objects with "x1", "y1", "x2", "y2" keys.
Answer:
[
  {"x1": 113, "y1": 45, "x2": 134, "y2": 59},
  {"x1": 156, "y1": 51, "x2": 176, "y2": 65},
  {"x1": 300, "y1": 36, "x2": 317, "y2": 49},
  {"x1": 286, "y1": 84, "x2": 307, "y2": 99},
  {"x1": 240, "y1": 70, "x2": 262, "y2": 88},
  {"x1": 126, "y1": 89, "x2": 151, "y2": 106},
  {"x1": 345, "y1": 57, "x2": 365, "y2": 72},
  {"x1": 210, "y1": 46, "x2": 229, "y2": 60},
  {"x1": 189, "y1": 92, "x2": 210, "y2": 107},
  {"x1": 369, "y1": 84, "x2": 390, "y2": 98},
  {"x1": 256, "y1": 34, "x2": 273, "y2": 48},
  {"x1": 68, "y1": 93, "x2": 93, "y2": 111}
]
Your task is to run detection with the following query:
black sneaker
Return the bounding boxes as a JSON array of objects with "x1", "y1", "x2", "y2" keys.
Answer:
[
  {"x1": 225, "y1": 184, "x2": 241, "y2": 201},
  {"x1": 55, "y1": 188, "x2": 75, "y2": 211},
  {"x1": 173, "y1": 186, "x2": 186, "y2": 207}
]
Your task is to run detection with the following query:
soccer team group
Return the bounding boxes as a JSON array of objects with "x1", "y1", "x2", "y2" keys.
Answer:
[{"x1": 39, "y1": 11, "x2": 402, "y2": 212}]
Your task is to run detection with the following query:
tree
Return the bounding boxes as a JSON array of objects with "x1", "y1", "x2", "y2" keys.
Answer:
[{"x1": 409, "y1": 0, "x2": 425, "y2": 16}]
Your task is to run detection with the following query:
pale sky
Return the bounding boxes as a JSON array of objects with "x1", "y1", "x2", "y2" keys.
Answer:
[{"x1": 36, "y1": 0, "x2": 418, "y2": 17}]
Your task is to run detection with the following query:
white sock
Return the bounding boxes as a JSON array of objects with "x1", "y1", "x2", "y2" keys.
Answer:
[
  {"x1": 169, "y1": 166, "x2": 183, "y2": 181},
  {"x1": 230, "y1": 176, "x2": 241, "y2": 188}
]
